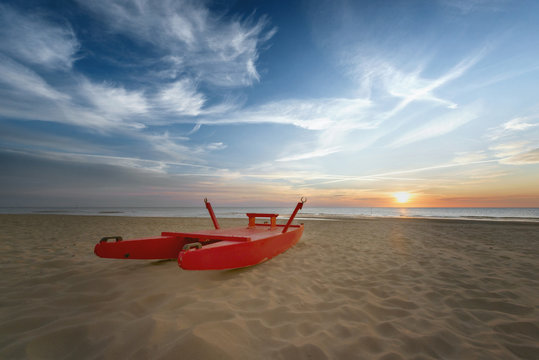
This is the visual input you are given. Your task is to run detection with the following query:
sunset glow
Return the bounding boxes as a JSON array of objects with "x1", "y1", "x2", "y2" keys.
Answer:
[{"x1": 393, "y1": 192, "x2": 412, "y2": 204}]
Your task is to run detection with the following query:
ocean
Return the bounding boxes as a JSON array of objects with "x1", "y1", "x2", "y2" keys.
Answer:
[{"x1": 1, "y1": 207, "x2": 538, "y2": 222}]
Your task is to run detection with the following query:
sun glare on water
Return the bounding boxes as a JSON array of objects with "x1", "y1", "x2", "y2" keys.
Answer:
[{"x1": 393, "y1": 192, "x2": 411, "y2": 204}]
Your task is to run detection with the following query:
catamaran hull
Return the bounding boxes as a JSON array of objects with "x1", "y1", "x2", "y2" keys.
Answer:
[
  {"x1": 178, "y1": 226, "x2": 303, "y2": 270},
  {"x1": 94, "y1": 235, "x2": 187, "y2": 260},
  {"x1": 94, "y1": 225, "x2": 303, "y2": 270}
]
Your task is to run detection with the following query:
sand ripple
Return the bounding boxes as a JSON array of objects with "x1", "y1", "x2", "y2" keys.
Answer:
[{"x1": 1, "y1": 215, "x2": 538, "y2": 359}]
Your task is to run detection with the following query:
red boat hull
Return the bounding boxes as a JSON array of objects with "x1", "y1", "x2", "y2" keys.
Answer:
[
  {"x1": 178, "y1": 225, "x2": 303, "y2": 270},
  {"x1": 94, "y1": 235, "x2": 187, "y2": 260},
  {"x1": 94, "y1": 224, "x2": 303, "y2": 270}
]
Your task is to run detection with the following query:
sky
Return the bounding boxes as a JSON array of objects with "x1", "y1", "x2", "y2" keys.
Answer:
[{"x1": 0, "y1": 0, "x2": 538, "y2": 208}]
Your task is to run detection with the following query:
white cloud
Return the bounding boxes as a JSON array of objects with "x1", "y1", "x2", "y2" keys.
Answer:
[
  {"x1": 350, "y1": 50, "x2": 486, "y2": 119},
  {"x1": 211, "y1": 50, "x2": 486, "y2": 163},
  {"x1": 58, "y1": 105, "x2": 144, "y2": 130},
  {"x1": 389, "y1": 102, "x2": 482, "y2": 148},
  {"x1": 143, "y1": 132, "x2": 226, "y2": 164},
  {"x1": 204, "y1": 97, "x2": 373, "y2": 131},
  {"x1": 500, "y1": 148, "x2": 539, "y2": 165},
  {"x1": 0, "y1": 7, "x2": 153, "y2": 131},
  {"x1": 0, "y1": 60, "x2": 216, "y2": 131},
  {"x1": 0, "y1": 4, "x2": 79, "y2": 70},
  {"x1": 490, "y1": 141, "x2": 531, "y2": 158},
  {"x1": 145, "y1": 132, "x2": 193, "y2": 162},
  {"x1": 484, "y1": 117, "x2": 539, "y2": 180},
  {"x1": 205, "y1": 142, "x2": 227, "y2": 151},
  {"x1": 487, "y1": 116, "x2": 539, "y2": 140},
  {"x1": 440, "y1": 0, "x2": 506, "y2": 14},
  {"x1": 187, "y1": 123, "x2": 202, "y2": 135},
  {"x1": 276, "y1": 147, "x2": 342, "y2": 162},
  {"x1": 265, "y1": 158, "x2": 500, "y2": 188},
  {"x1": 195, "y1": 96, "x2": 374, "y2": 162},
  {"x1": 80, "y1": 80, "x2": 149, "y2": 117},
  {"x1": 156, "y1": 79, "x2": 206, "y2": 116},
  {"x1": 384, "y1": 65, "x2": 458, "y2": 111},
  {"x1": 78, "y1": 0, "x2": 275, "y2": 87},
  {"x1": 503, "y1": 117, "x2": 538, "y2": 131},
  {"x1": 0, "y1": 57, "x2": 126, "y2": 132},
  {"x1": 0, "y1": 56, "x2": 69, "y2": 101},
  {"x1": 452, "y1": 151, "x2": 488, "y2": 164}
]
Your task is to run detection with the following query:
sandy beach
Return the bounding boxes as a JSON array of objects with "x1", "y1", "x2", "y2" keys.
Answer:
[{"x1": 0, "y1": 214, "x2": 538, "y2": 359}]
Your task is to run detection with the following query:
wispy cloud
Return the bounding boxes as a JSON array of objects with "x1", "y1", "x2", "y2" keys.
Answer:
[
  {"x1": 3, "y1": 148, "x2": 214, "y2": 176},
  {"x1": 0, "y1": 4, "x2": 79, "y2": 70},
  {"x1": 0, "y1": 55, "x2": 69, "y2": 101},
  {"x1": 500, "y1": 147, "x2": 539, "y2": 165},
  {"x1": 388, "y1": 102, "x2": 482, "y2": 148},
  {"x1": 79, "y1": 80, "x2": 149, "y2": 118},
  {"x1": 139, "y1": 131, "x2": 230, "y2": 165},
  {"x1": 274, "y1": 49, "x2": 489, "y2": 163},
  {"x1": 155, "y1": 78, "x2": 206, "y2": 116},
  {"x1": 276, "y1": 147, "x2": 342, "y2": 162},
  {"x1": 0, "y1": 69, "x2": 133, "y2": 134},
  {"x1": 452, "y1": 151, "x2": 488, "y2": 164},
  {"x1": 0, "y1": 1, "x2": 272, "y2": 135},
  {"x1": 487, "y1": 116, "x2": 539, "y2": 140},
  {"x1": 440, "y1": 0, "x2": 507, "y2": 14},
  {"x1": 307, "y1": 158, "x2": 499, "y2": 187},
  {"x1": 204, "y1": 142, "x2": 227, "y2": 151},
  {"x1": 191, "y1": 48, "x2": 486, "y2": 161},
  {"x1": 392, "y1": 52, "x2": 484, "y2": 112},
  {"x1": 201, "y1": 97, "x2": 373, "y2": 131},
  {"x1": 502, "y1": 117, "x2": 539, "y2": 131},
  {"x1": 197, "y1": 96, "x2": 373, "y2": 161},
  {"x1": 77, "y1": 0, "x2": 276, "y2": 87},
  {"x1": 349, "y1": 49, "x2": 486, "y2": 120},
  {"x1": 490, "y1": 141, "x2": 529, "y2": 157}
]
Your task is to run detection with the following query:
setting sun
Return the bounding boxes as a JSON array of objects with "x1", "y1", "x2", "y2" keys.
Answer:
[{"x1": 393, "y1": 192, "x2": 411, "y2": 204}]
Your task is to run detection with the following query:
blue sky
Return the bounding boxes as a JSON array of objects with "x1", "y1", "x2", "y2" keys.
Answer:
[{"x1": 1, "y1": 0, "x2": 538, "y2": 207}]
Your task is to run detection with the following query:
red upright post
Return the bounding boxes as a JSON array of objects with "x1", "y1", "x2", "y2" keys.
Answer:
[
  {"x1": 282, "y1": 197, "x2": 306, "y2": 233},
  {"x1": 204, "y1": 198, "x2": 220, "y2": 229}
]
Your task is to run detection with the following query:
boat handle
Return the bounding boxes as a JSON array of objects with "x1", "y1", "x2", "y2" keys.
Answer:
[
  {"x1": 282, "y1": 198, "x2": 306, "y2": 233},
  {"x1": 100, "y1": 236, "x2": 123, "y2": 243},
  {"x1": 183, "y1": 242, "x2": 202, "y2": 251},
  {"x1": 204, "y1": 197, "x2": 220, "y2": 229}
]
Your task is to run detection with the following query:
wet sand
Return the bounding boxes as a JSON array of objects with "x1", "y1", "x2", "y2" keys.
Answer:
[{"x1": 0, "y1": 214, "x2": 538, "y2": 359}]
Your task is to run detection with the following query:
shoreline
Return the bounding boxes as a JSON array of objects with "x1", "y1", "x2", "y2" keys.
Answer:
[
  {"x1": 2, "y1": 212, "x2": 538, "y2": 224},
  {"x1": 296, "y1": 214, "x2": 539, "y2": 224},
  {"x1": 1, "y1": 207, "x2": 538, "y2": 224}
]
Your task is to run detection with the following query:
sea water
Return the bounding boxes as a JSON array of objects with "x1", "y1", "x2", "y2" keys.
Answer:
[{"x1": 1, "y1": 207, "x2": 538, "y2": 222}]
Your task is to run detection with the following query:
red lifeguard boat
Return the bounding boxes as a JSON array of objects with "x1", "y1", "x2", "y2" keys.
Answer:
[{"x1": 94, "y1": 198, "x2": 305, "y2": 270}]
